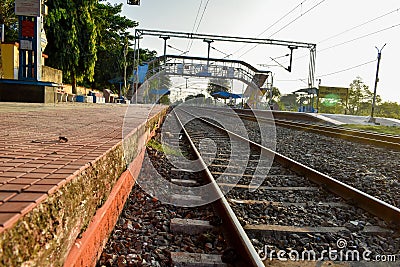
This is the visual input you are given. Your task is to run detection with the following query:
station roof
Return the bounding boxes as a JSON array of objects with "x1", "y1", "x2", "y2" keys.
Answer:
[
  {"x1": 211, "y1": 91, "x2": 242, "y2": 99},
  {"x1": 292, "y1": 87, "x2": 318, "y2": 95}
]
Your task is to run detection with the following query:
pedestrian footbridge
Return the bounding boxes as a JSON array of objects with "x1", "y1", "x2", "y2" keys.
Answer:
[{"x1": 132, "y1": 55, "x2": 271, "y2": 106}]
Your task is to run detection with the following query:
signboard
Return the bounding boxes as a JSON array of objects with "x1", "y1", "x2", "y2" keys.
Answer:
[
  {"x1": 20, "y1": 40, "x2": 33, "y2": 50},
  {"x1": 15, "y1": 0, "x2": 41, "y2": 17},
  {"x1": 318, "y1": 86, "x2": 348, "y2": 101},
  {"x1": 22, "y1": 20, "x2": 35, "y2": 37}
]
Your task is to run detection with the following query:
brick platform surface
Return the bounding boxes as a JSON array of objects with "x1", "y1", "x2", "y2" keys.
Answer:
[{"x1": 0, "y1": 103, "x2": 164, "y2": 231}]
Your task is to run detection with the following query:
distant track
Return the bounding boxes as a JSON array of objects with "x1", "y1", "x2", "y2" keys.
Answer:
[{"x1": 191, "y1": 106, "x2": 400, "y2": 150}]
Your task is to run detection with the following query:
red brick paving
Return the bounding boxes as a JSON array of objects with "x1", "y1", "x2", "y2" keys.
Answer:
[
  {"x1": 0, "y1": 213, "x2": 19, "y2": 228},
  {"x1": 0, "y1": 103, "x2": 164, "y2": 230},
  {"x1": 0, "y1": 201, "x2": 36, "y2": 214},
  {"x1": 8, "y1": 192, "x2": 47, "y2": 203},
  {"x1": 0, "y1": 192, "x2": 16, "y2": 202}
]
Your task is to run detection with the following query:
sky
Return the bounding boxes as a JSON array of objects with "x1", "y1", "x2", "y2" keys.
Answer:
[{"x1": 110, "y1": 0, "x2": 400, "y2": 102}]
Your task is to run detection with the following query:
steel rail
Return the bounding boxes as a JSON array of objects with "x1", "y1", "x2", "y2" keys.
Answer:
[
  {"x1": 273, "y1": 119, "x2": 400, "y2": 149},
  {"x1": 177, "y1": 107, "x2": 400, "y2": 230},
  {"x1": 235, "y1": 109, "x2": 400, "y2": 151},
  {"x1": 191, "y1": 106, "x2": 400, "y2": 150},
  {"x1": 172, "y1": 110, "x2": 265, "y2": 267},
  {"x1": 235, "y1": 108, "x2": 400, "y2": 140}
]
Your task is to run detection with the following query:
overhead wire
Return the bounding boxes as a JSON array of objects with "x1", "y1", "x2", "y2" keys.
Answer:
[
  {"x1": 187, "y1": 0, "x2": 211, "y2": 52},
  {"x1": 316, "y1": 59, "x2": 377, "y2": 78},
  {"x1": 238, "y1": 0, "x2": 327, "y2": 58},
  {"x1": 231, "y1": 0, "x2": 310, "y2": 57},
  {"x1": 186, "y1": 0, "x2": 204, "y2": 51},
  {"x1": 281, "y1": 7, "x2": 400, "y2": 64},
  {"x1": 195, "y1": 0, "x2": 211, "y2": 33},
  {"x1": 267, "y1": 0, "x2": 326, "y2": 38},
  {"x1": 318, "y1": 23, "x2": 400, "y2": 53},
  {"x1": 318, "y1": 7, "x2": 400, "y2": 45},
  {"x1": 276, "y1": 58, "x2": 377, "y2": 82}
]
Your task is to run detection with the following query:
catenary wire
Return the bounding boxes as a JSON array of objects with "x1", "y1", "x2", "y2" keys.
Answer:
[
  {"x1": 231, "y1": 0, "x2": 310, "y2": 57},
  {"x1": 238, "y1": 0, "x2": 327, "y2": 58},
  {"x1": 187, "y1": 0, "x2": 211, "y2": 52},
  {"x1": 186, "y1": 0, "x2": 203, "y2": 52}
]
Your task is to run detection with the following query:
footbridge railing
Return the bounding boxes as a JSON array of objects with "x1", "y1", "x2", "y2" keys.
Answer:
[
  {"x1": 148, "y1": 55, "x2": 270, "y2": 86},
  {"x1": 133, "y1": 55, "x2": 271, "y2": 104}
]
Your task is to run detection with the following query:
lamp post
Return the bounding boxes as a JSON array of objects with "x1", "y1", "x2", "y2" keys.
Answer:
[{"x1": 369, "y1": 44, "x2": 386, "y2": 123}]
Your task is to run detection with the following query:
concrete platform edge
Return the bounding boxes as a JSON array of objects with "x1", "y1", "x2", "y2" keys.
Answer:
[
  {"x1": 63, "y1": 151, "x2": 142, "y2": 267},
  {"x1": 0, "y1": 105, "x2": 168, "y2": 267},
  {"x1": 62, "y1": 107, "x2": 166, "y2": 267}
]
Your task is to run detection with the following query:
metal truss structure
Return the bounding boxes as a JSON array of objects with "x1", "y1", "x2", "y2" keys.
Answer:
[{"x1": 132, "y1": 29, "x2": 317, "y2": 104}]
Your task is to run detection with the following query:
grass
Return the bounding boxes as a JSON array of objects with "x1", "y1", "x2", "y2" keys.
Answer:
[
  {"x1": 147, "y1": 139, "x2": 182, "y2": 156},
  {"x1": 343, "y1": 124, "x2": 400, "y2": 135}
]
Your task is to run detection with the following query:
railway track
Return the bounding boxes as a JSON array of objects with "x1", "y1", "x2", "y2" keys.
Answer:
[
  {"x1": 181, "y1": 106, "x2": 400, "y2": 150},
  {"x1": 99, "y1": 105, "x2": 399, "y2": 266},
  {"x1": 234, "y1": 108, "x2": 400, "y2": 151},
  {"x1": 166, "y1": 106, "x2": 399, "y2": 266}
]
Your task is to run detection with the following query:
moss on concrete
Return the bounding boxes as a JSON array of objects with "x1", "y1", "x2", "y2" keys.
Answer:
[
  {"x1": 0, "y1": 145, "x2": 125, "y2": 267},
  {"x1": 0, "y1": 107, "x2": 168, "y2": 267}
]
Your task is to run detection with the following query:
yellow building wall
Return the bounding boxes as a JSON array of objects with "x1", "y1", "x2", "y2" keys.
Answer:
[{"x1": 1, "y1": 43, "x2": 19, "y2": 79}]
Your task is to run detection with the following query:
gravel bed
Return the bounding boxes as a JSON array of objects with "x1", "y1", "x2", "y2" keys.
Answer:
[
  {"x1": 100, "y1": 110, "x2": 399, "y2": 266},
  {"x1": 277, "y1": 126, "x2": 400, "y2": 208},
  {"x1": 97, "y1": 133, "x2": 228, "y2": 267},
  {"x1": 180, "y1": 115, "x2": 399, "y2": 263},
  {"x1": 248, "y1": 230, "x2": 399, "y2": 263},
  {"x1": 231, "y1": 202, "x2": 383, "y2": 227},
  {"x1": 97, "y1": 184, "x2": 227, "y2": 267},
  {"x1": 227, "y1": 187, "x2": 342, "y2": 203},
  {"x1": 232, "y1": 174, "x2": 316, "y2": 187},
  {"x1": 242, "y1": 119, "x2": 400, "y2": 208}
]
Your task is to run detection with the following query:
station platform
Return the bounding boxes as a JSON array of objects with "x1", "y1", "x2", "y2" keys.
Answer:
[
  {"x1": 0, "y1": 103, "x2": 167, "y2": 266},
  {"x1": 317, "y1": 113, "x2": 400, "y2": 127}
]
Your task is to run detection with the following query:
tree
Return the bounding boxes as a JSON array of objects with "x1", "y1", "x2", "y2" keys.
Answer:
[
  {"x1": 207, "y1": 78, "x2": 230, "y2": 96},
  {"x1": 158, "y1": 95, "x2": 170, "y2": 105},
  {"x1": 376, "y1": 101, "x2": 400, "y2": 119},
  {"x1": 91, "y1": 2, "x2": 139, "y2": 91},
  {"x1": 45, "y1": 0, "x2": 98, "y2": 94},
  {"x1": 279, "y1": 94, "x2": 299, "y2": 111},
  {"x1": 0, "y1": 0, "x2": 18, "y2": 42},
  {"x1": 0, "y1": 0, "x2": 18, "y2": 77},
  {"x1": 347, "y1": 77, "x2": 381, "y2": 115},
  {"x1": 265, "y1": 87, "x2": 281, "y2": 104}
]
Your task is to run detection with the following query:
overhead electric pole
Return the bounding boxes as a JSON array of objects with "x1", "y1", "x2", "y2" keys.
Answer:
[{"x1": 369, "y1": 44, "x2": 386, "y2": 123}]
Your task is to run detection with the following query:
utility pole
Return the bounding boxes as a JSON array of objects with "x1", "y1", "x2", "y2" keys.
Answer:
[
  {"x1": 160, "y1": 36, "x2": 170, "y2": 65},
  {"x1": 203, "y1": 39, "x2": 214, "y2": 69},
  {"x1": 369, "y1": 44, "x2": 386, "y2": 123},
  {"x1": 123, "y1": 38, "x2": 129, "y2": 95}
]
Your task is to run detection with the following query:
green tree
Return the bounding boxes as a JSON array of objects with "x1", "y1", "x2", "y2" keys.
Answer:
[
  {"x1": 279, "y1": 94, "x2": 299, "y2": 111},
  {"x1": 265, "y1": 87, "x2": 281, "y2": 104},
  {"x1": 207, "y1": 78, "x2": 230, "y2": 96},
  {"x1": 376, "y1": 101, "x2": 400, "y2": 119},
  {"x1": 45, "y1": 0, "x2": 98, "y2": 93},
  {"x1": 347, "y1": 77, "x2": 381, "y2": 115},
  {"x1": 92, "y1": 2, "x2": 139, "y2": 91},
  {"x1": 0, "y1": 0, "x2": 18, "y2": 42},
  {"x1": 0, "y1": 0, "x2": 18, "y2": 77},
  {"x1": 158, "y1": 95, "x2": 170, "y2": 105}
]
